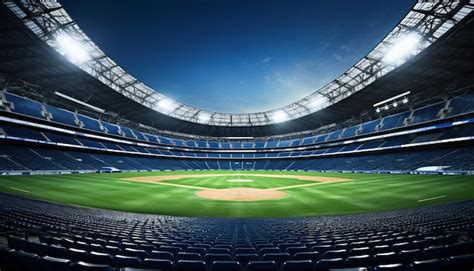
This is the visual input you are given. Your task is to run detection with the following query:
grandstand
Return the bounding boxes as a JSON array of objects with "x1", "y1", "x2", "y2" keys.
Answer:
[{"x1": 0, "y1": 0, "x2": 474, "y2": 270}]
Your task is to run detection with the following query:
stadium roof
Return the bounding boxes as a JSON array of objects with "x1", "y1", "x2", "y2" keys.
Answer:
[{"x1": 1, "y1": 0, "x2": 474, "y2": 137}]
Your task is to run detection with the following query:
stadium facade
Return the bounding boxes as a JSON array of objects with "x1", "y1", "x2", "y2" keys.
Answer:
[{"x1": 1, "y1": 1, "x2": 474, "y2": 271}]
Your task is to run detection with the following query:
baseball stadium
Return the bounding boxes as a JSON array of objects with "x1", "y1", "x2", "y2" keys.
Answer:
[{"x1": 0, "y1": 0, "x2": 474, "y2": 270}]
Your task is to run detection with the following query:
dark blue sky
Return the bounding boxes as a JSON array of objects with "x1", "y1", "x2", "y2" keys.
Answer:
[{"x1": 61, "y1": 0, "x2": 414, "y2": 113}]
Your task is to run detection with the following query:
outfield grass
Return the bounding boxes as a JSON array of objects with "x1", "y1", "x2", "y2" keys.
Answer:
[{"x1": 0, "y1": 170, "x2": 473, "y2": 218}]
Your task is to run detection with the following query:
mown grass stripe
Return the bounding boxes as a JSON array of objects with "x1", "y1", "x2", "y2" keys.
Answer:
[
  {"x1": 9, "y1": 187, "x2": 30, "y2": 193},
  {"x1": 417, "y1": 195, "x2": 447, "y2": 202}
]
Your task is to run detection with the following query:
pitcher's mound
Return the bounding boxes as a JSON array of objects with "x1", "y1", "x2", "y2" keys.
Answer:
[{"x1": 196, "y1": 188, "x2": 287, "y2": 201}]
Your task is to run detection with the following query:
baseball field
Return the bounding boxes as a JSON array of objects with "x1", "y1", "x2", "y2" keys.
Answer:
[{"x1": 0, "y1": 170, "x2": 473, "y2": 218}]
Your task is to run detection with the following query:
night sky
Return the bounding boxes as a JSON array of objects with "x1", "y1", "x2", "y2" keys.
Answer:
[{"x1": 61, "y1": 0, "x2": 414, "y2": 113}]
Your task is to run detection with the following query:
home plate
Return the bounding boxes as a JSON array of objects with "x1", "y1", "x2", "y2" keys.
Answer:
[{"x1": 226, "y1": 179, "x2": 254, "y2": 183}]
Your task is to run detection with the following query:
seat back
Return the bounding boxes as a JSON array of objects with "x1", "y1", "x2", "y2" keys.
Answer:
[{"x1": 210, "y1": 260, "x2": 242, "y2": 271}]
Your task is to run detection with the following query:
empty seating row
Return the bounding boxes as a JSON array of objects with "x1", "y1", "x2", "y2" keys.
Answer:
[{"x1": 2, "y1": 92, "x2": 474, "y2": 150}]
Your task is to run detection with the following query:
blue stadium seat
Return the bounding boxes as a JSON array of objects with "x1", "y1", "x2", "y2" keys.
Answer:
[
  {"x1": 210, "y1": 260, "x2": 241, "y2": 271},
  {"x1": 176, "y1": 260, "x2": 207, "y2": 271},
  {"x1": 408, "y1": 259, "x2": 444, "y2": 271},
  {"x1": 281, "y1": 260, "x2": 314, "y2": 271},
  {"x1": 247, "y1": 261, "x2": 278, "y2": 271},
  {"x1": 39, "y1": 255, "x2": 73, "y2": 271},
  {"x1": 74, "y1": 261, "x2": 114, "y2": 271},
  {"x1": 112, "y1": 255, "x2": 142, "y2": 268},
  {"x1": 142, "y1": 258, "x2": 173, "y2": 270}
]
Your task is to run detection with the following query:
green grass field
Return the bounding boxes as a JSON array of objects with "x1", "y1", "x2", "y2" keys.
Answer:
[{"x1": 0, "y1": 170, "x2": 473, "y2": 218}]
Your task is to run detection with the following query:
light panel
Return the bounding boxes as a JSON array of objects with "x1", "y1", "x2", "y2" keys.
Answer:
[
  {"x1": 55, "y1": 33, "x2": 90, "y2": 64},
  {"x1": 382, "y1": 33, "x2": 421, "y2": 65}
]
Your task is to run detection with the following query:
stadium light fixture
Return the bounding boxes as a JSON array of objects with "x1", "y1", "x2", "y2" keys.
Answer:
[
  {"x1": 271, "y1": 110, "x2": 289, "y2": 123},
  {"x1": 56, "y1": 33, "x2": 90, "y2": 64},
  {"x1": 382, "y1": 32, "x2": 421, "y2": 65},
  {"x1": 308, "y1": 96, "x2": 328, "y2": 110},
  {"x1": 157, "y1": 98, "x2": 178, "y2": 112},
  {"x1": 197, "y1": 112, "x2": 211, "y2": 122}
]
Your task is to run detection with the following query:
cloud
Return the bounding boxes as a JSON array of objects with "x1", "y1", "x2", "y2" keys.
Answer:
[
  {"x1": 262, "y1": 57, "x2": 272, "y2": 63},
  {"x1": 332, "y1": 53, "x2": 343, "y2": 62}
]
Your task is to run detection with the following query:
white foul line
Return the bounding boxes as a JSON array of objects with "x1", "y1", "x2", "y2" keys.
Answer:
[
  {"x1": 9, "y1": 187, "x2": 30, "y2": 193},
  {"x1": 417, "y1": 195, "x2": 447, "y2": 202}
]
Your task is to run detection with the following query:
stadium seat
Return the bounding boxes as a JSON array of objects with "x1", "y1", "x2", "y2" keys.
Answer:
[
  {"x1": 112, "y1": 255, "x2": 142, "y2": 268},
  {"x1": 247, "y1": 260, "x2": 278, "y2": 271},
  {"x1": 177, "y1": 252, "x2": 203, "y2": 261},
  {"x1": 124, "y1": 248, "x2": 148, "y2": 258},
  {"x1": 294, "y1": 251, "x2": 320, "y2": 261},
  {"x1": 235, "y1": 253, "x2": 259, "y2": 266},
  {"x1": 148, "y1": 251, "x2": 175, "y2": 261},
  {"x1": 159, "y1": 246, "x2": 182, "y2": 255},
  {"x1": 312, "y1": 245, "x2": 333, "y2": 254},
  {"x1": 204, "y1": 253, "x2": 233, "y2": 265},
  {"x1": 374, "y1": 263, "x2": 406, "y2": 270},
  {"x1": 210, "y1": 260, "x2": 242, "y2": 271},
  {"x1": 447, "y1": 253, "x2": 474, "y2": 271},
  {"x1": 10, "y1": 250, "x2": 40, "y2": 271},
  {"x1": 349, "y1": 247, "x2": 371, "y2": 256},
  {"x1": 345, "y1": 255, "x2": 372, "y2": 268},
  {"x1": 235, "y1": 247, "x2": 257, "y2": 254},
  {"x1": 315, "y1": 258, "x2": 346, "y2": 270},
  {"x1": 408, "y1": 259, "x2": 444, "y2": 271},
  {"x1": 186, "y1": 247, "x2": 207, "y2": 256},
  {"x1": 374, "y1": 252, "x2": 399, "y2": 265},
  {"x1": 176, "y1": 260, "x2": 207, "y2": 271},
  {"x1": 88, "y1": 252, "x2": 113, "y2": 265},
  {"x1": 74, "y1": 261, "x2": 114, "y2": 271},
  {"x1": 39, "y1": 255, "x2": 73, "y2": 271},
  {"x1": 281, "y1": 259, "x2": 314, "y2": 271},
  {"x1": 398, "y1": 249, "x2": 421, "y2": 264},
  {"x1": 142, "y1": 258, "x2": 173, "y2": 270},
  {"x1": 262, "y1": 252, "x2": 291, "y2": 266},
  {"x1": 286, "y1": 246, "x2": 310, "y2": 255},
  {"x1": 322, "y1": 249, "x2": 348, "y2": 259}
]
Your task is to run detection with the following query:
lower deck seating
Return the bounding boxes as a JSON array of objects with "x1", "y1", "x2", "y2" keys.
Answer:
[
  {"x1": 0, "y1": 194, "x2": 473, "y2": 271},
  {"x1": 1, "y1": 144, "x2": 473, "y2": 172}
]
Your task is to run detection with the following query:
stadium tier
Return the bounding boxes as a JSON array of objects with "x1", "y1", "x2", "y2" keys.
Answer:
[
  {"x1": 1, "y1": 92, "x2": 474, "y2": 173},
  {"x1": 1, "y1": 194, "x2": 474, "y2": 271},
  {"x1": 1, "y1": 1, "x2": 474, "y2": 271}
]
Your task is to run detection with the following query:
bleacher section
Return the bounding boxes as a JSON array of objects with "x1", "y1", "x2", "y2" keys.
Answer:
[
  {"x1": 1, "y1": 92, "x2": 474, "y2": 174},
  {"x1": 2, "y1": 92, "x2": 474, "y2": 150},
  {"x1": 0, "y1": 144, "x2": 472, "y2": 172},
  {"x1": 0, "y1": 194, "x2": 473, "y2": 271}
]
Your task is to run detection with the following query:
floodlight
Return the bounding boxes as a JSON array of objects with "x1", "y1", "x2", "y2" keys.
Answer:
[
  {"x1": 376, "y1": 108, "x2": 381, "y2": 113},
  {"x1": 392, "y1": 102, "x2": 398, "y2": 108},
  {"x1": 384, "y1": 105, "x2": 389, "y2": 110},
  {"x1": 56, "y1": 33, "x2": 90, "y2": 64},
  {"x1": 157, "y1": 98, "x2": 177, "y2": 112},
  {"x1": 197, "y1": 112, "x2": 211, "y2": 122},
  {"x1": 402, "y1": 97, "x2": 409, "y2": 104},
  {"x1": 382, "y1": 33, "x2": 421, "y2": 65},
  {"x1": 308, "y1": 96, "x2": 328, "y2": 110},
  {"x1": 271, "y1": 110, "x2": 289, "y2": 123}
]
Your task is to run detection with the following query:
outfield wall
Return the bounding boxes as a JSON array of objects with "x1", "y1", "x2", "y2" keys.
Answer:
[{"x1": 1, "y1": 168, "x2": 472, "y2": 176}]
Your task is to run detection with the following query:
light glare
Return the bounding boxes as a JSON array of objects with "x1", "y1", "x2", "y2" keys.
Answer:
[
  {"x1": 198, "y1": 112, "x2": 211, "y2": 122},
  {"x1": 382, "y1": 33, "x2": 421, "y2": 65},
  {"x1": 271, "y1": 110, "x2": 289, "y2": 123},
  {"x1": 157, "y1": 98, "x2": 177, "y2": 112},
  {"x1": 56, "y1": 33, "x2": 90, "y2": 64}
]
